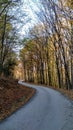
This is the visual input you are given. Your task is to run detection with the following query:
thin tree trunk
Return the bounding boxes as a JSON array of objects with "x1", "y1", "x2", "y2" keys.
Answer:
[
  {"x1": 53, "y1": 41, "x2": 62, "y2": 88},
  {"x1": 71, "y1": 24, "x2": 73, "y2": 89},
  {"x1": 0, "y1": 13, "x2": 7, "y2": 75}
]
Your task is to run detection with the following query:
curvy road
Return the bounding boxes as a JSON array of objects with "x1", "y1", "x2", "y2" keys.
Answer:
[{"x1": 0, "y1": 81, "x2": 73, "y2": 130}]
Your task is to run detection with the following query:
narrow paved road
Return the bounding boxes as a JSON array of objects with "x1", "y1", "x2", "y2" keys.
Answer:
[{"x1": 0, "y1": 81, "x2": 73, "y2": 130}]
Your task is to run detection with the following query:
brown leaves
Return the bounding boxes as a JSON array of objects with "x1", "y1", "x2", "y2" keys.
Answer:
[{"x1": 0, "y1": 78, "x2": 35, "y2": 120}]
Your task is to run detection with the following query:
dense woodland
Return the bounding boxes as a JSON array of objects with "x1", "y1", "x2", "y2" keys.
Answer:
[
  {"x1": 0, "y1": 0, "x2": 25, "y2": 77},
  {"x1": 0, "y1": 0, "x2": 73, "y2": 90}
]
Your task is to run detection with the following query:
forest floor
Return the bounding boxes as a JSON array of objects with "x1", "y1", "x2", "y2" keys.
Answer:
[{"x1": 0, "y1": 78, "x2": 36, "y2": 121}]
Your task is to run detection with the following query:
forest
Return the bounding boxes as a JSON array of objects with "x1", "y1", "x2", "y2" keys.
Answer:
[{"x1": 0, "y1": 0, "x2": 73, "y2": 90}]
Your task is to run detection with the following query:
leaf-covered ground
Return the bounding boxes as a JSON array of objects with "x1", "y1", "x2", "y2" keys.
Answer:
[{"x1": 0, "y1": 78, "x2": 36, "y2": 121}]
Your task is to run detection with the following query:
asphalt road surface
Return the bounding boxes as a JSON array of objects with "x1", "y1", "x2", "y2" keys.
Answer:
[{"x1": 0, "y1": 81, "x2": 73, "y2": 130}]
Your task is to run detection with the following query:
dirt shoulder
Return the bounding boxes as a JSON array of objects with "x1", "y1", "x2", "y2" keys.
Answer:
[
  {"x1": 0, "y1": 78, "x2": 36, "y2": 121},
  {"x1": 25, "y1": 82, "x2": 73, "y2": 100},
  {"x1": 55, "y1": 88, "x2": 73, "y2": 100}
]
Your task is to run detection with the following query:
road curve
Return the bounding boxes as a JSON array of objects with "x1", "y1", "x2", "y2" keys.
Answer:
[{"x1": 0, "y1": 81, "x2": 73, "y2": 130}]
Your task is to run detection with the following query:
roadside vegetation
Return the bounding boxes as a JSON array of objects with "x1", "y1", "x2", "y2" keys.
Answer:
[
  {"x1": 20, "y1": 0, "x2": 73, "y2": 90},
  {"x1": 19, "y1": 0, "x2": 73, "y2": 100}
]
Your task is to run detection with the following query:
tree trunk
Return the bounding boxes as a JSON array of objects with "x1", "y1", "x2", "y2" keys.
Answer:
[
  {"x1": 0, "y1": 13, "x2": 7, "y2": 75},
  {"x1": 71, "y1": 24, "x2": 73, "y2": 89},
  {"x1": 53, "y1": 41, "x2": 62, "y2": 88}
]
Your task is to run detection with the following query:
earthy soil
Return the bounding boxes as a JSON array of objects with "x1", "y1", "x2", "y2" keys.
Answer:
[{"x1": 0, "y1": 78, "x2": 36, "y2": 121}]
